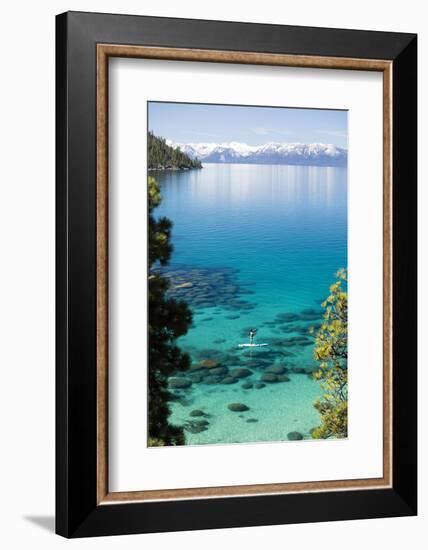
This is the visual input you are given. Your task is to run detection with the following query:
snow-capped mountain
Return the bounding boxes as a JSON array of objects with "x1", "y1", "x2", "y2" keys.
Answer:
[{"x1": 166, "y1": 140, "x2": 347, "y2": 167}]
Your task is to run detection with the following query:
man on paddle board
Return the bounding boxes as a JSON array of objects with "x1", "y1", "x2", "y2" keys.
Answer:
[{"x1": 249, "y1": 328, "x2": 257, "y2": 345}]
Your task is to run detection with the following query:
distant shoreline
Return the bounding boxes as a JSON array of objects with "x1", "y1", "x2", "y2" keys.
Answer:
[
  {"x1": 198, "y1": 162, "x2": 347, "y2": 169},
  {"x1": 148, "y1": 162, "x2": 347, "y2": 171},
  {"x1": 148, "y1": 166, "x2": 203, "y2": 172},
  {"x1": 149, "y1": 162, "x2": 347, "y2": 170}
]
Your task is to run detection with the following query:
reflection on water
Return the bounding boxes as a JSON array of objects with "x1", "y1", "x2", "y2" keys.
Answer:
[{"x1": 154, "y1": 163, "x2": 346, "y2": 305}]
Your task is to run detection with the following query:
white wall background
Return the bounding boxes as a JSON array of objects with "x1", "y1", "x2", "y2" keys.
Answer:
[{"x1": 0, "y1": 1, "x2": 424, "y2": 548}]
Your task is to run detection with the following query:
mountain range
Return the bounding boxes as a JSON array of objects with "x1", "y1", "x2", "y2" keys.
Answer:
[{"x1": 166, "y1": 140, "x2": 347, "y2": 167}]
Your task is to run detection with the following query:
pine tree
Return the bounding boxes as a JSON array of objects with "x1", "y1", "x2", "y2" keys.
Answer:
[{"x1": 148, "y1": 176, "x2": 193, "y2": 445}]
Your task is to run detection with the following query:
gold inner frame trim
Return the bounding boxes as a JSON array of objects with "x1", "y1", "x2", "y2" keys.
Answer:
[{"x1": 96, "y1": 44, "x2": 393, "y2": 505}]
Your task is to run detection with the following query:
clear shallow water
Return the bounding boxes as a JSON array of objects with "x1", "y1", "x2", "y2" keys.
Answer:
[{"x1": 153, "y1": 163, "x2": 347, "y2": 445}]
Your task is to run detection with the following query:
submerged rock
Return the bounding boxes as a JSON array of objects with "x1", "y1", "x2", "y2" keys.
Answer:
[
  {"x1": 184, "y1": 419, "x2": 209, "y2": 433},
  {"x1": 265, "y1": 365, "x2": 287, "y2": 375},
  {"x1": 246, "y1": 418, "x2": 259, "y2": 423},
  {"x1": 203, "y1": 375, "x2": 222, "y2": 385},
  {"x1": 282, "y1": 336, "x2": 313, "y2": 347},
  {"x1": 228, "y1": 403, "x2": 249, "y2": 412},
  {"x1": 303, "y1": 308, "x2": 320, "y2": 315},
  {"x1": 221, "y1": 376, "x2": 238, "y2": 385},
  {"x1": 169, "y1": 378, "x2": 192, "y2": 389},
  {"x1": 229, "y1": 367, "x2": 252, "y2": 379},
  {"x1": 291, "y1": 367, "x2": 307, "y2": 374},
  {"x1": 209, "y1": 366, "x2": 229, "y2": 377},
  {"x1": 254, "y1": 383, "x2": 266, "y2": 389},
  {"x1": 299, "y1": 308, "x2": 323, "y2": 321},
  {"x1": 276, "y1": 312, "x2": 300, "y2": 322},
  {"x1": 198, "y1": 359, "x2": 220, "y2": 369},
  {"x1": 222, "y1": 355, "x2": 241, "y2": 366},
  {"x1": 242, "y1": 382, "x2": 253, "y2": 390},
  {"x1": 234, "y1": 303, "x2": 256, "y2": 310},
  {"x1": 287, "y1": 431, "x2": 304, "y2": 441},
  {"x1": 260, "y1": 372, "x2": 289, "y2": 383},
  {"x1": 260, "y1": 372, "x2": 278, "y2": 383},
  {"x1": 189, "y1": 364, "x2": 204, "y2": 373},
  {"x1": 243, "y1": 360, "x2": 264, "y2": 368},
  {"x1": 194, "y1": 419, "x2": 209, "y2": 427},
  {"x1": 189, "y1": 409, "x2": 205, "y2": 417}
]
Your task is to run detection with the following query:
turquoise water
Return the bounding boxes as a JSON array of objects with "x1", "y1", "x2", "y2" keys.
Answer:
[{"x1": 153, "y1": 163, "x2": 347, "y2": 445}]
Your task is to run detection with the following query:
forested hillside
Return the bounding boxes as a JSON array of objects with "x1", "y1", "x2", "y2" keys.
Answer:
[{"x1": 148, "y1": 132, "x2": 202, "y2": 170}]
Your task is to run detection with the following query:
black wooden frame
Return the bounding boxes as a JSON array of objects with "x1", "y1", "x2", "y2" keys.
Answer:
[{"x1": 56, "y1": 11, "x2": 417, "y2": 538}]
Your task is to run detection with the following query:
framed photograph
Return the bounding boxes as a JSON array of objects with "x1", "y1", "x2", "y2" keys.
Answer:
[{"x1": 56, "y1": 11, "x2": 417, "y2": 538}]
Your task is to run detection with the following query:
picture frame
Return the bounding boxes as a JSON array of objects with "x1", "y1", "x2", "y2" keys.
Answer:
[{"x1": 56, "y1": 11, "x2": 417, "y2": 538}]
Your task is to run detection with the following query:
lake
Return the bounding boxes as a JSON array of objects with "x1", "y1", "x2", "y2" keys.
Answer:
[{"x1": 152, "y1": 163, "x2": 347, "y2": 445}]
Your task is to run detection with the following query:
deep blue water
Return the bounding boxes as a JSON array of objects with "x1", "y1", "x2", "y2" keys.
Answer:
[{"x1": 153, "y1": 163, "x2": 347, "y2": 444}]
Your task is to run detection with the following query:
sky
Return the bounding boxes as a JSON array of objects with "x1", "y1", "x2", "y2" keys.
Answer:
[{"x1": 148, "y1": 102, "x2": 348, "y2": 148}]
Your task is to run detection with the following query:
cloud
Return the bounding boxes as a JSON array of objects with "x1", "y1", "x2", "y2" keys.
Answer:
[
  {"x1": 186, "y1": 130, "x2": 221, "y2": 139},
  {"x1": 316, "y1": 129, "x2": 347, "y2": 138},
  {"x1": 251, "y1": 127, "x2": 292, "y2": 137}
]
